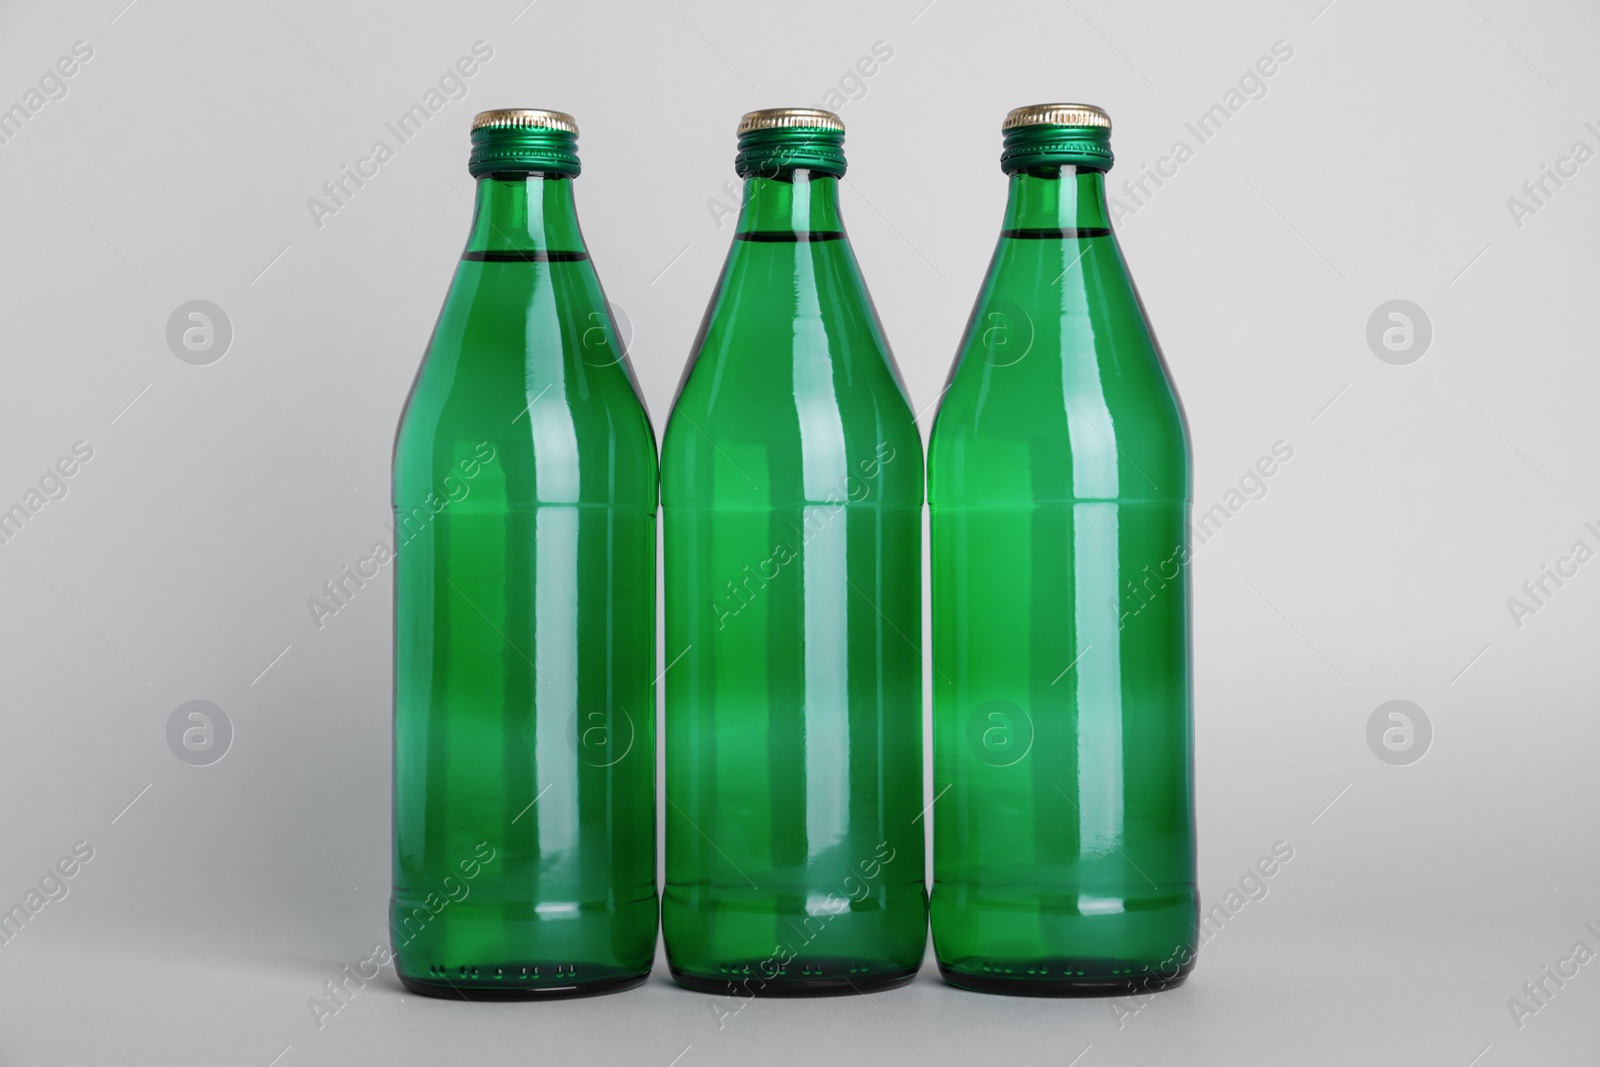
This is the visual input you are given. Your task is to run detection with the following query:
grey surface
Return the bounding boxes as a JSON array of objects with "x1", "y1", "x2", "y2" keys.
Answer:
[{"x1": 0, "y1": 0, "x2": 1596, "y2": 1063}]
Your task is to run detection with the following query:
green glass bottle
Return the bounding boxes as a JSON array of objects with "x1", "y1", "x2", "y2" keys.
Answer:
[
  {"x1": 928, "y1": 104, "x2": 1197, "y2": 995},
  {"x1": 391, "y1": 110, "x2": 658, "y2": 999},
  {"x1": 661, "y1": 109, "x2": 926, "y2": 995}
]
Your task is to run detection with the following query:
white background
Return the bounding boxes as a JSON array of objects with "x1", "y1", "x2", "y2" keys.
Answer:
[{"x1": 0, "y1": 0, "x2": 1596, "y2": 1063}]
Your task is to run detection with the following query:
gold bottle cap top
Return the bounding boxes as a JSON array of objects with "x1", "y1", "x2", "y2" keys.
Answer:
[
  {"x1": 1002, "y1": 103, "x2": 1112, "y2": 131},
  {"x1": 737, "y1": 107, "x2": 844, "y2": 136},
  {"x1": 472, "y1": 109, "x2": 578, "y2": 135}
]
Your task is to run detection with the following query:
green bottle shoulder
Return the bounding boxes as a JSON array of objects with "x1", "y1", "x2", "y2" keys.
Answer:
[
  {"x1": 662, "y1": 177, "x2": 919, "y2": 507},
  {"x1": 929, "y1": 235, "x2": 1190, "y2": 504},
  {"x1": 929, "y1": 345, "x2": 1188, "y2": 454},
  {"x1": 395, "y1": 398, "x2": 656, "y2": 506},
  {"x1": 662, "y1": 343, "x2": 921, "y2": 504},
  {"x1": 395, "y1": 258, "x2": 656, "y2": 507},
  {"x1": 661, "y1": 382, "x2": 922, "y2": 508},
  {"x1": 928, "y1": 374, "x2": 1188, "y2": 505}
]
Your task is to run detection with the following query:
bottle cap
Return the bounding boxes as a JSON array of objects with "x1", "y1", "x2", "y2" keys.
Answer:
[
  {"x1": 1002, "y1": 103, "x2": 1111, "y2": 131},
  {"x1": 736, "y1": 108, "x2": 844, "y2": 136},
  {"x1": 472, "y1": 108, "x2": 578, "y2": 134},
  {"x1": 469, "y1": 109, "x2": 580, "y2": 177},
  {"x1": 1000, "y1": 102, "x2": 1114, "y2": 174},
  {"x1": 734, "y1": 108, "x2": 847, "y2": 179}
]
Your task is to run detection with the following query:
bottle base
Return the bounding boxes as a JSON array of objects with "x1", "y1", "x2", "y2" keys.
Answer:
[
  {"x1": 399, "y1": 970, "x2": 649, "y2": 1001},
  {"x1": 937, "y1": 958, "x2": 1193, "y2": 997},
  {"x1": 669, "y1": 959, "x2": 918, "y2": 998}
]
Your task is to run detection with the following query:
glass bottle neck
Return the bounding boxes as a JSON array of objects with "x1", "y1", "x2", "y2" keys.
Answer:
[
  {"x1": 464, "y1": 173, "x2": 586, "y2": 254},
  {"x1": 1000, "y1": 166, "x2": 1112, "y2": 235},
  {"x1": 734, "y1": 170, "x2": 844, "y2": 237}
]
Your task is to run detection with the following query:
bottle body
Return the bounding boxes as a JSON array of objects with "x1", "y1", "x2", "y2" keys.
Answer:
[
  {"x1": 929, "y1": 160, "x2": 1196, "y2": 994},
  {"x1": 391, "y1": 169, "x2": 658, "y2": 997},
  {"x1": 662, "y1": 160, "x2": 927, "y2": 995}
]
